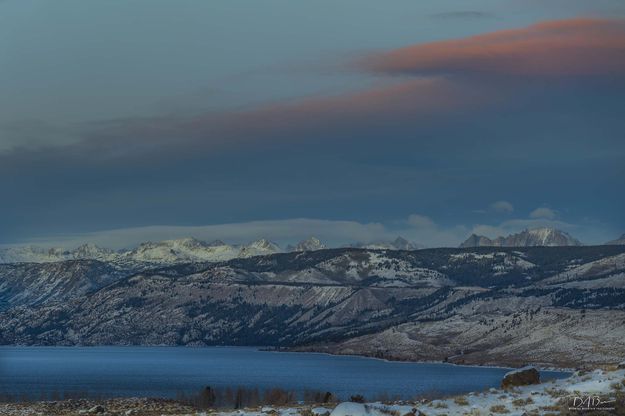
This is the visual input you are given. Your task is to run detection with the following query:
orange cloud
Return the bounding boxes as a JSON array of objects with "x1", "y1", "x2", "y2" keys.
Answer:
[
  {"x1": 119, "y1": 76, "x2": 495, "y2": 154},
  {"x1": 217, "y1": 77, "x2": 489, "y2": 135},
  {"x1": 35, "y1": 18, "x2": 622, "y2": 162},
  {"x1": 365, "y1": 18, "x2": 625, "y2": 76}
]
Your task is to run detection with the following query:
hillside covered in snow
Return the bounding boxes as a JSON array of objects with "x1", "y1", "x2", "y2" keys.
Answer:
[{"x1": 1, "y1": 244, "x2": 624, "y2": 368}]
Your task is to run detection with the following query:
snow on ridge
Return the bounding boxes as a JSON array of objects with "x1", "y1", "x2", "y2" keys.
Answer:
[
  {"x1": 0, "y1": 237, "x2": 284, "y2": 265},
  {"x1": 540, "y1": 252, "x2": 625, "y2": 286},
  {"x1": 450, "y1": 252, "x2": 536, "y2": 276},
  {"x1": 460, "y1": 227, "x2": 583, "y2": 248}
]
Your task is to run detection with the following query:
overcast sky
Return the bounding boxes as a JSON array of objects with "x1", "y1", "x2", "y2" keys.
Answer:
[{"x1": 1, "y1": 0, "x2": 624, "y2": 248}]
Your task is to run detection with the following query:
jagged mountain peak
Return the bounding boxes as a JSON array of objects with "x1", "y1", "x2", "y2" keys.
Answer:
[
  {"x1": 126, "y1": 237, "x2": 240, "y2": 263},
  {"x1": 391, "y1": 236, "x2": 421, "y2": 250},
  {"x1": 164, "y1": 237, "x2": 209, "y2": 248},
  {"x1": 459, "y1": 234, "x2": 494, "y2": 248},
  {"x1": 291, "y1": 237, "x2": 326, "y2": 252},
  {"x1": 460, "y1": 227, "x2": 582, "y2": 248},
  {"x1": 132, "y1": 237, "x2": 213, "y2": 252},
  {"x1": 72, "y1": 243, "x2": 114, "y2": 259},
  {"x1": 237, "y1": 239, "x2": 282, "y2": 258},
  {"x1": 513, "y1": 227, "x2": 582, "y2": 247},
  {"x1": 0, "y1": 237, "x2": 282, "y2": 265},
  {"x1": 248, "y1": 238, "x2": 280, "y2": 250}
]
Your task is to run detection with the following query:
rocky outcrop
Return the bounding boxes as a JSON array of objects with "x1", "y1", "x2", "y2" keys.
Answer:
[
  {"x1": 460, "y1": 234, "x2": 494, "y2": 248},
  {"x1": 501, "y1": 366, "x2": 540, "y2": 389},
  {"x1": 460, "y1": 227, "x2": 582, "y2": 248}
]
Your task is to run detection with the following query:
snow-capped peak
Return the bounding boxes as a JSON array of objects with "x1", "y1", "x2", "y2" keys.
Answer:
[
  {"x1": 72, "y1": 243, "x2": 115, "y2": 260},
  {"x1": 290, "y1": 237, "x2": 326, "y2": 252},
  {"x1": 460, "y1": 227, "x2": 582, "y2": 248},
  {"x1": 249, "y1": 238, "x2": 275, "y2": 249}
]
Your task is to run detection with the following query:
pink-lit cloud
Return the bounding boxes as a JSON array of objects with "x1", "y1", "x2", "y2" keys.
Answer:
[
  {"x1": 364, "y1": 18, "x2": 625, "y2": 77},
  {"x1": 76, "y1": 76, "x2": 495, "y2": 161},
  {"x1": 4, "y1": 17, "x2": 623, "y2": 162}
]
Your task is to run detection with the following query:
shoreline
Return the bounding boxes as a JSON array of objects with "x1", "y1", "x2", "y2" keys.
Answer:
[
  {"x1": 0, "y1": 343, "x2": 578, "y2": 373},
  {"x1": 271, "y1": 347, "x2": 576, "y2": 373},
  {"x1": 1, "y1": 368, "x2": 623, "y2": 416}
]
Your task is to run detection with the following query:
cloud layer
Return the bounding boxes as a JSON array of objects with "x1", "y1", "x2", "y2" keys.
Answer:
[
  {"x1": 365, "y1": 18, "x2": 625, "y2": 77},
  {"x1": 530, "y1": 207, "x2": 557, "y2": 220},
  {"x1": 11, "y1": 208, "x2": 602, "y2": 250},
  {"x1": 0, "y1": 17, "x2": 623, "y2": 246},
  {"x1": 490, "y1": 201, "x2": 514, "y2": 214},
  {"x1": 2, "y1": 18, "x2": 624, "y2": 161}
]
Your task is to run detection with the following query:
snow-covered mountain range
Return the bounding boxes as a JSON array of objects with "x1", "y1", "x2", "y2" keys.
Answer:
[
  {"x1": 1, "y1": 228, "x2": 619, "y2": 264},
  {"x1": 0, "y1": 236, "x2": 421, "y2": 264},
  {"x1": 2, "y1": 244, "x2": 625, "y2": 368},
  {"x1": 0, "y1": 238, "x2": 286, "y2": 264},
  {"x1": 347, "y1": 236, "x2": 424, "y2": 250},
  {"x1": 286, "y1": 237, "x2": 327, "y2": 252},
  {"x1": 460, "y1": 227, "x2": 582, "y2": 248}
]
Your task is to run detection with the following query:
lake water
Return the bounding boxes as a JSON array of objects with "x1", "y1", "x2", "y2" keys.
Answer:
[{"x1": 0, "y1": 347, "x2": 569, "y2": 400}]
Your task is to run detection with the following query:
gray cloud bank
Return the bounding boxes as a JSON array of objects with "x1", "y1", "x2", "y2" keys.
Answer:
[{"x1": 7, "y1": 211, "x2": 609, "y2": 250}]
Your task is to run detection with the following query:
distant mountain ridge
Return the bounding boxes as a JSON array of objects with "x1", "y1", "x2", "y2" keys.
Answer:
[
  {"x1": 606, "y1": 233, "x2": 625, "y2": 245},
  {"x1": 3, "y1": 228, "x2": 618, "y2": 264},
  {"x1": 348, "y1": 236, "x2": 423, "y2": 250},
  {"x1": 0, "y1": 235, "x2": 424, "y2": 265},
  {"x1": 286, "y1": 237, "x2": 327, "y2": 252},
  {"x1": 0, "y1": 236, "x2": 334, "y2": 265},
  {"x1": 460, "y1": 227, "x2": 582, "y2": 248},
  {"x1": 0, "y1": 237, "x2": 284, "y2": 265},
  {"x1": 0, "y1": 244, "x2": 117, "y2": 264}
]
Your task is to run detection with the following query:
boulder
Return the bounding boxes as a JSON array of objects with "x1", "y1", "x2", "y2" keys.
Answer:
[
  {"x1": 501, "y1": 366, "x2": 540, "y2": 389},
  {"x1": 88, "y1": 405, "x2": 106, "y2": 414},
  {"x1": 617, "y1": 361, "x2": 625, "y2": 369}
]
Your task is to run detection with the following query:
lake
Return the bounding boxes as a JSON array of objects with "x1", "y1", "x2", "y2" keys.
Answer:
[{"x1": 0, "y1": 346, "x2": 569, "y2": 401}]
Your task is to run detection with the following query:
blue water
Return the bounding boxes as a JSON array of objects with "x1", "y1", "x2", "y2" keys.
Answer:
[{"x1": 0, "y1": 347, "x2": 569, "y2": 400}]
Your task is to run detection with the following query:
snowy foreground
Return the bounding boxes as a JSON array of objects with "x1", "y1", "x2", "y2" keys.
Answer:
[
  {"x1": 1, "y1": 367, "x2": 624, "y2": 416},
  {"x1": 214, "y1": 369, "x2": 624, "y2": 416}
]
